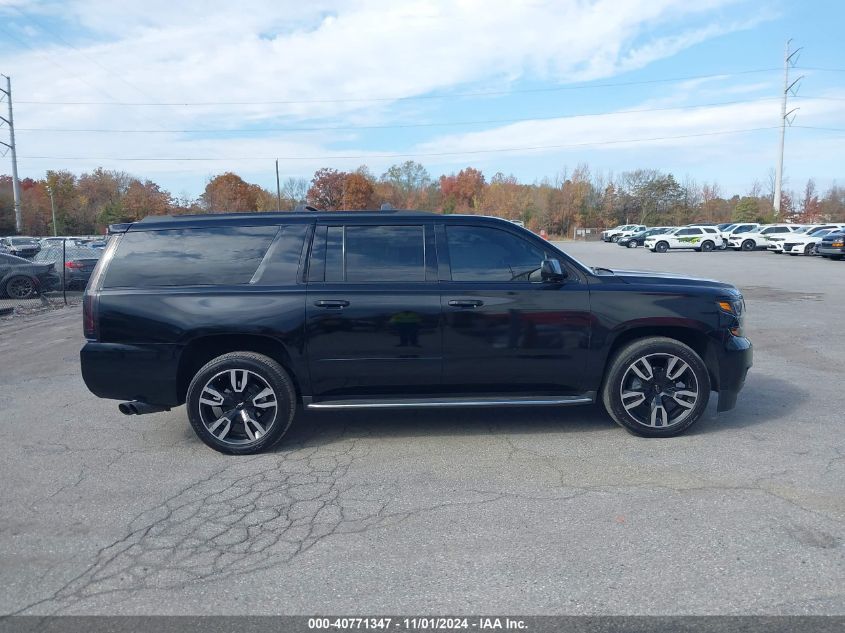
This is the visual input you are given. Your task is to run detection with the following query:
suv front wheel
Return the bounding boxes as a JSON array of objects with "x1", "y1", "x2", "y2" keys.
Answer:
[
  {"x1": 186, "y1": 352, "x2": 296, "y2": 454},
  {"x1": 602, "y1": 337, "x2": 711, "y2": 437}
]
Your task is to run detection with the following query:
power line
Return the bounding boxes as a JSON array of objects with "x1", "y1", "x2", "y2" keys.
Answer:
[
  {"x1": 17, "y1": 125, "x2": 781, "y2": 162},
  {"x1": 14, "y1": 97, "x2": 785, "y2": 133},
  {"x1": 14, "y1": 68, "x2": 784, "y2": 106}
]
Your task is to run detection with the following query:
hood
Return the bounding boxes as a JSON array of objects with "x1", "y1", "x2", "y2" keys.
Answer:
[{"x1": 604, "y1": 269, "x2": 740, "y2": 293}]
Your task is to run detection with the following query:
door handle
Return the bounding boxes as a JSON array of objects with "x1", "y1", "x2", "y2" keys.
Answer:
[
  {"x1": 314, "y1": 299, "x2": 350, "y2": 308},
  {"x1": 448, "y1": 299, "x2": 484, "y2": 308}
]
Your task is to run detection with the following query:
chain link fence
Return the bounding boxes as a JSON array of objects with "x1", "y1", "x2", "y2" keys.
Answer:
[{"x1": 0, "y1": 236, "x2": 107, "y2": 319}]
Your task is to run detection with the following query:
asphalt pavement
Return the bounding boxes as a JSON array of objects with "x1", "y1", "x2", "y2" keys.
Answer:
[{"x1": 0, "y1": 242, "x2": 842, "y2": 615}]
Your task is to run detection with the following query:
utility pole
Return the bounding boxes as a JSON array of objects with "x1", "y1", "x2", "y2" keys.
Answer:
[
  {"x1": 46, "y1": 184, "x2": 58, "y2": 236},
  {"x1": 0, "y1": 74, "x2": 23, "y2": 234},
  {"x1": 275, "y1": 160, "x2": 282, "y2": 211},
  {"x1": 773, "y1": 40, "x2": 803, "y2": 218}
]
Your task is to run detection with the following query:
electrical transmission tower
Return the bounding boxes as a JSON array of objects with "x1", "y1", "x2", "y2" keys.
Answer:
[
  {"x1": 0, "y1": 74, "x2": 22, "y2": 233},
  {"x1": 773, "y1": 40, "x2": 803, "y2": 218}
]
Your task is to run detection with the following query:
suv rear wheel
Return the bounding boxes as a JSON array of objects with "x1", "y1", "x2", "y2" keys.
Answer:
[
  {"x1": 186, "y1": 352, "x2": 296, "y2": 454},
  {"x1": 602, "y1": 337, "x2": 711, "y2": 437},
  {"x1": 700, "y1": 240, "x2": 715, "y2": 252}
]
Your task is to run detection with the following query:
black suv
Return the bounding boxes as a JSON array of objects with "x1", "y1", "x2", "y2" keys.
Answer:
[{"x1": 80, "y1": 211, "x2": 752, "y2": 454}]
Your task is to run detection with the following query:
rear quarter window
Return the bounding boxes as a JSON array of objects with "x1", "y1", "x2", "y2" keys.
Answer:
[{"x1": 103, "y1": 226, "x2": 278, "y2": 288}]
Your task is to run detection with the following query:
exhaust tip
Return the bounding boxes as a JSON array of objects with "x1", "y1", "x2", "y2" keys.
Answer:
[{"x1": 118, "y1": 402, "x2": 137, "y2": 415}]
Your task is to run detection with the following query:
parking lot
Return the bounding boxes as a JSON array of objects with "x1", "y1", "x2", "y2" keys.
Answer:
[{"x1": 0, "y1": 240, "x2": 842, "y2": 615}]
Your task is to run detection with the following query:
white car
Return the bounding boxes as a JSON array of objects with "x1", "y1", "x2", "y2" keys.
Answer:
[
  {"x1": 644, "y1": 226, "x2": 724, "y2": 253},
  {"x1": 781, "y1": 226, "x2": 845, "y2": 256},
  {"x1": 615, "y1": 225, "x2": 647, "y2": 240},
  {"x1": 602, "y1": 224, "x2": 644, "y2": 242},
  {"x1": 720, "y1": 223, "x2": 760, "y2": 246},
  {"x1": 726, "y1": 224, "x2": 802, "y2": 251}
]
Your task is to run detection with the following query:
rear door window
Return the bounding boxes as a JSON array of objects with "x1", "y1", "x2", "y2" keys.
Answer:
[
  {"x1": 310, "y1": 224, "x2": 427, "y2": 283},
  {"x1": 103, "y1": 226, "x2": 278, "y2": 288}
]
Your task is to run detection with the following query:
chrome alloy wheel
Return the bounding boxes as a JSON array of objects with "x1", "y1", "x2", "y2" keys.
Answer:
[
  {"x1": 619, "y1": 353, "x2": 699, "y2": 428},
  {"x1": 197, "y1": 369, "x2": 278, "y2": 446}
]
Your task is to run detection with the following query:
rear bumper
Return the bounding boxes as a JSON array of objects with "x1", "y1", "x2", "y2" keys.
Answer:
[
  {"x1": 80, "y1": 342, "x2": 182, "y2": 406},
  {"x1": 714, "y1": 336, "x2": 753, "y2": 412}
]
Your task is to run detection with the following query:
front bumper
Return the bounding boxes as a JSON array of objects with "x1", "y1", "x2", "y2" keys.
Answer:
[
  {"x1": 713, "y1": 335, "x2": 753, "y2": 412},
  {"x1": 819, "y1": 246, "x2": 845, "y2": 256},
  {"x1": 766, "y1": 243, "x2": 784, "y2": 252}
]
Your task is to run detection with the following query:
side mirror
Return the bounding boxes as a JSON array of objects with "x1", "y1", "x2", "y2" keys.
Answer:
[{"x1": 541, "y1": 258, "x2": 566, "y2": 282}]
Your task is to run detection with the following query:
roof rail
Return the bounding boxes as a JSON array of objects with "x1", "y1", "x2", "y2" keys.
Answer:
[{"x1": 294, "y1": 204, "x2": 321, "y2": 212}]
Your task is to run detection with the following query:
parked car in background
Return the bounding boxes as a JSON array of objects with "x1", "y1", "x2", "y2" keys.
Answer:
[
  {"x1": 782, "y1": 227, "x2": 845, "y2": 256},
  {"x1": 80, "y1": 211, "x2": 751, "y2": 454},
  {"x1": 0, "y1": 253, "x2": 60, "y2": 299},
  {"x1": 818, "y1": 229, "x2": 845, "y2": 260},
  {"x1": 602, "y1": 225, "x2": 643, "y2": 242},
  {"x1": 34, "y1": 247, "x2": 101, "y2": 289},
  {"x1": 726, "y1": 224, "x2": 801, "y2": 251},
  {"x1": 614, "y1": 225, "x2": 647, "y2": 241},
  {"x1": 720, "y1": 223, "x2": 760, "y2": 248},
  {"x1": 0, "y1": 237, "x2": 41, "y2": 258},
  {"x1": 601, "y1": 225, "x2": 625, "y2": 241},
  {"x1": 767, "y1": 225, "x2": 843, "y2": 254},
  {"x1": 645, "y1": 227, "x2": 724, "y2": 253},
  {"x1": 617, "y1": 227, "x2": 672, "y2": 248}
]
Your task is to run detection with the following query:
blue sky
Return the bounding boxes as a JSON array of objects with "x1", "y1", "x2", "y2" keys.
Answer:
[{"x1": 1, "y1": 0, "x2": 843, "y2": 198}]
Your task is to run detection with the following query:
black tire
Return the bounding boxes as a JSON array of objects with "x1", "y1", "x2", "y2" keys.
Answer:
[
  {"x1": 700, "y1": 240, "x2": 715, "y2": 252},
  {"x1": 741, "y1": 239, "x2": 755, "y2": 251},
  {"x1": 186, "y1": 351, "x2": 296, "y2": 455},
  {"x1": 655, "y1": 241, "x2": 669, "y2": 253},
  {"x1": 627, "y1": 241, "x2": 637, "y2": 248},
  {"x1": 804, "y1": 244, "x2": 814, "y2": 256},
  {"x1": 5, "y1": 275, "x2": 37, "y2": 300},
  {"x1": 611, "y1": 235, "x2": 620, "y2": 243},
  {"x1": 601, "y1": 336, "x2": 711, "y2": 438},
  {"x1": 832, "y1": 255, "x2": 843, "y2": 261}
]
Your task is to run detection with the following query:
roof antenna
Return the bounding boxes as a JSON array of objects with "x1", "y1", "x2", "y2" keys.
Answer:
[{"x1": 294, "y1": 204, "x2": 320, "y2": 212}]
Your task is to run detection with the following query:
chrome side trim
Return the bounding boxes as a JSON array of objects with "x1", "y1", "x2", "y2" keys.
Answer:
[{"x1": 307, "y1": 396, "x2": 593, "y2": 410}]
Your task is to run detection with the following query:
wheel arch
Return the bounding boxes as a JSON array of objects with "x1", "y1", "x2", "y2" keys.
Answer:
[
  {"x1": 176, "y1": 333, "x2": 303, "y2": 406},
  {"x1": 601, "y1": 325, "x2": 719, "y2": 392}
]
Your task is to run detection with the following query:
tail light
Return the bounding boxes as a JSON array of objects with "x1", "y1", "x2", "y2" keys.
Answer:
[
  {"x1": 82, "y1": 234, "x2": 121, "y2": 341},
  {"x1": 83, "y1": 293, "x2": 98, "y2": 340},
  {"x1": 65, "y1": 260, "x2": 83, "y2": 269}
]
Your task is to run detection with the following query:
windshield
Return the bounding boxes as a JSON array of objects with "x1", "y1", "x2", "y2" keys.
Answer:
[
  {"x1": 10, "y1": 238, "x2": 38, "y2": 245},
  {"x1": 720, "y1": 224, "x2": 736, "y2": 232}
]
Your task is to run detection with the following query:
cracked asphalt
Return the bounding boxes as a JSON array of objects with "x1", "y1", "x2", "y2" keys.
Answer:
[{"x1": 0, "y1": 242, "x2": 842, "y2": 615}]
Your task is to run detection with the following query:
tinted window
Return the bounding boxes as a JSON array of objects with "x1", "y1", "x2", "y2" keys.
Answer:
[
  {"x1": 325, "y1": 226, "x2": 344, "y2": 282},
  {"x1": 252, "y1": 224, "x2": 309, "y2": 285},
  {"x1": 343, "y1": 225, "x2": 425, "y2": 282},
  {"x1": 104, "y1": 226, "x2": 278, "y2": 288},
  {"x1": 447, "y1": 225, "x2": 548, "y2": 282},
  {"x1": 675, "y1": 228, "x2": 701, "y2": 236}
]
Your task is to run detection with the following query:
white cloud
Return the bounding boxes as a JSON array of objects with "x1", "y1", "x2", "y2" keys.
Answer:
[{"x1": 3, "y1": 0, "x2": 823, "y2": 193}]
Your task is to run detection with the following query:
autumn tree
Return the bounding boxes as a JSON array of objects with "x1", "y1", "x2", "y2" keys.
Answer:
[
  {"x1": 342, "y1": 172, "x2": 375, "y2": 209},
  {"x1": 201, "y1": 172, "x2": 264, "y2": 212},
  {"x1": 440, "y1": 167, "x2": 485, "y2": 212},
  {"x1": 119, "y1": 179, "x2": 173, "y2": 221},
  {"x1": 307, "y1": 168, "x2": 346, "y2": 210}
]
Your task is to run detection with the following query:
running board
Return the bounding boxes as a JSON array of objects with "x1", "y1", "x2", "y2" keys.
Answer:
[{"x1": 306, "y1": 395, "x2": 594, "y2": 410}]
